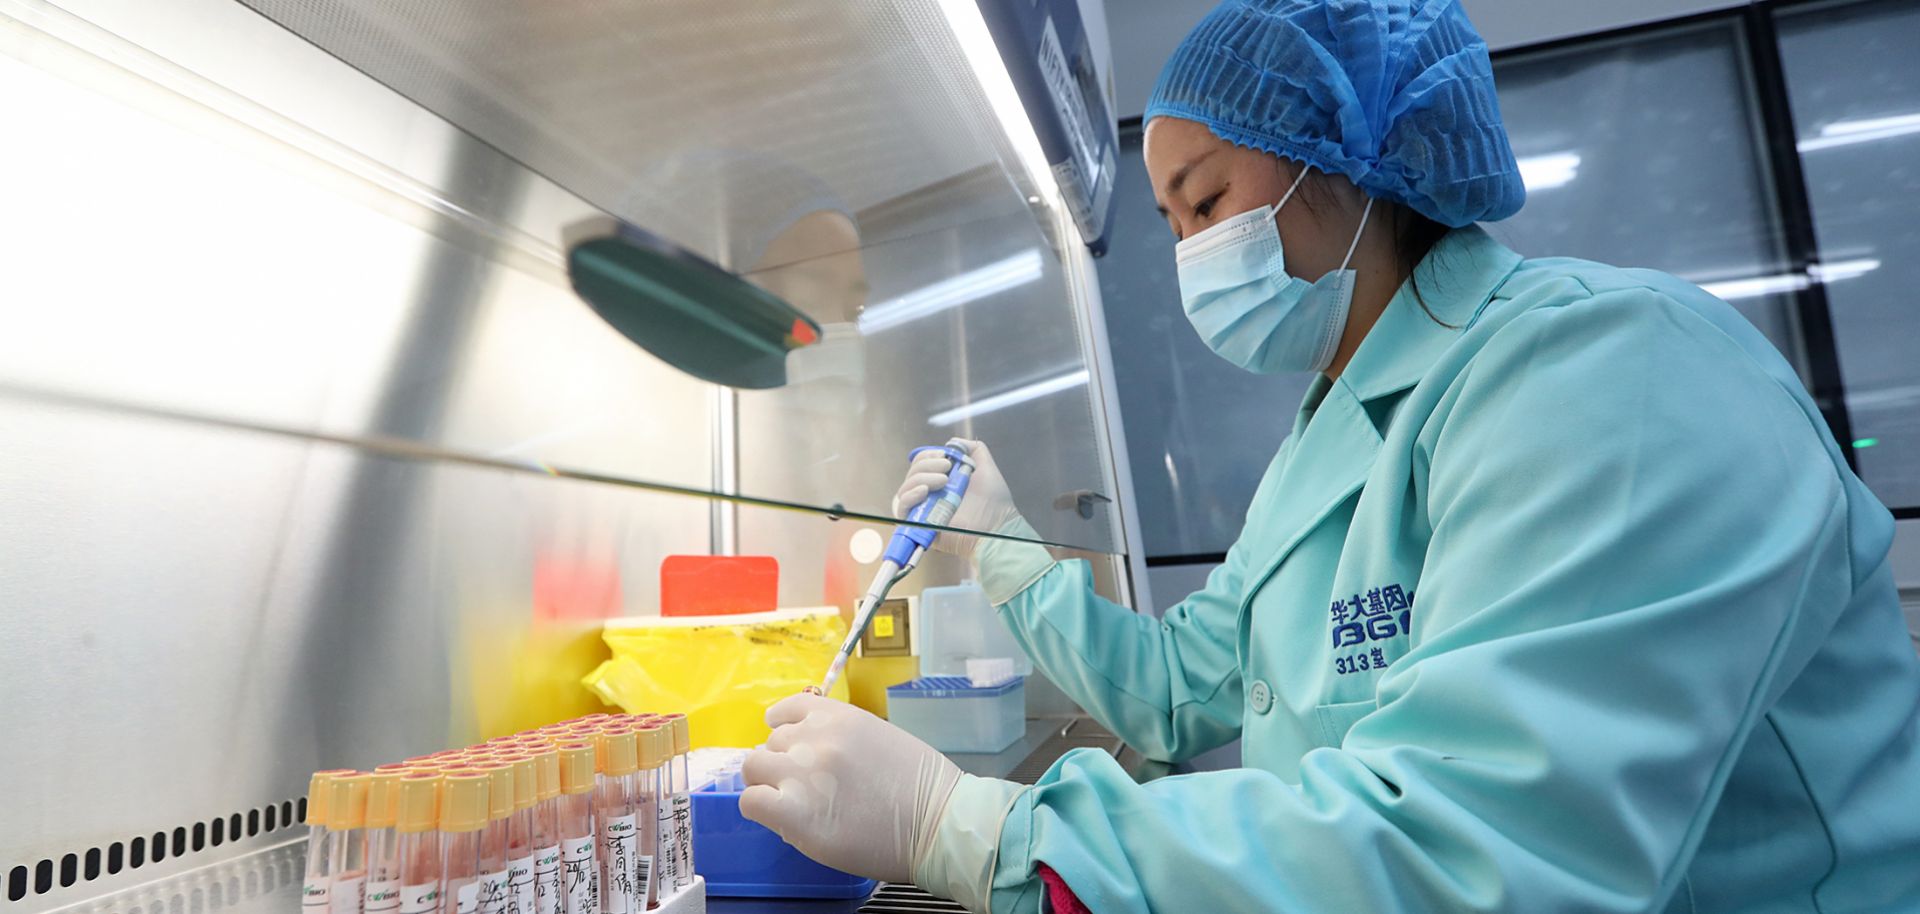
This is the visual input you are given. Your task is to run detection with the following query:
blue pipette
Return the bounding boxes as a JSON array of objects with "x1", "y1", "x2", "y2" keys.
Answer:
[{"x1": 818, "y1": 443, "x2": 975, "y2": 693}]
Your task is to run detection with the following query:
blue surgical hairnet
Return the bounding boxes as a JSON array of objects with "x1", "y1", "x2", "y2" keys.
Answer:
[{"x1": 1145, "y1": 0, "x2": 1525, "y2": 227}]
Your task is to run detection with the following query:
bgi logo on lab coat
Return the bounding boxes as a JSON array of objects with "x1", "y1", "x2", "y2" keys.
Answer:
[
  {"x1": 1329, "y1": 584, "x2": 1413, "y2": 648},
  {"x1": 1328, "y1": 585, "x2": 1414, "y2": 676}
]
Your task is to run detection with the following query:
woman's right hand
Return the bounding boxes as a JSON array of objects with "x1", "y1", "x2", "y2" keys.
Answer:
[{"x1": 890, "y1": 438, "x2": 1023, "y2": 558}]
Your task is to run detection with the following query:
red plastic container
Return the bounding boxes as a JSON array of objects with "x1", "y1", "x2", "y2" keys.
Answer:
[{"x1": 659, "y1": 555, "x2": 779, "y2": 617}]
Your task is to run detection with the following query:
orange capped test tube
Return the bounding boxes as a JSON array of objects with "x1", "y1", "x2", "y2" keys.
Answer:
[
  {"x1": 439, "y1": 771, "x2": 489, "y2": 914},
  {"x1": 396, "y1": 773, "x2": 443, "y2": 914}
]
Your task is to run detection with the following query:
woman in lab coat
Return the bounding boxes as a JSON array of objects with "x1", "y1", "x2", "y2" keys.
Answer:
[{"x1": 740, "y1": 0, "x2": 1920, "y2": 910}]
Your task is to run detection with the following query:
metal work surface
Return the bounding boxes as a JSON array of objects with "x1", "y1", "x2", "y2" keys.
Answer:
[
  {"x1": 224, "y1": 0, "x2": 1130, "y2": 553},
  {"x1": 230, "y1": 0, "x2": 1015, "y2": 264},
  {"x1": 2, "y1": 0, "x2": 1126, "y2": 554},
  {"x1": 37, "y1": 845, "x2": 710, "y2": 914},
  {"x1": 39, "y1": 843, "x2": 304, "y2": 914},
  {"x1": 3, "y1": 718, "x2": 1121, "y2": 914}
]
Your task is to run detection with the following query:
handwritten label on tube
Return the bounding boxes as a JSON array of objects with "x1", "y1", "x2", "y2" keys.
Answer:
[
  {"x1": 330, "y1": 877, "x2": 366, "y2": 914},
  {"x1": 600, "y1": 816, "x2": 636, "y2": 914},
  {"x1": 477, "y1": 871, "x2": 509, "y2": 914},
  {"x1": 672, "y1": 794, "x2": 692, "y2": 889},
  {"x1": 533, "y1": 845, "x2": 562, "y2": 914},
  {"x1": 561, "y1": 836, "x2": 598, "y2": 914},
  {"x1": 509, "y1": 856, "x2": 535, "y2": 914}
]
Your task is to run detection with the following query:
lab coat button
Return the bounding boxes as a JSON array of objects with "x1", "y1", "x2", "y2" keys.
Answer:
[{"x1": 1249, "y1": 679, "x2": 1273, "y2": 714}]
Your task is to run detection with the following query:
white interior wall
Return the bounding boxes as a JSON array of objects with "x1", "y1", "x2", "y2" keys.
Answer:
[{"x1": 1103, "y1": 0, "x2": 1737, "y2": 120}]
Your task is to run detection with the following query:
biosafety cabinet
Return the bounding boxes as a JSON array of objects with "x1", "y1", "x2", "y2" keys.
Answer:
[{"x1": 0, "y1": 0, "x2": 1146, "y2": 910}]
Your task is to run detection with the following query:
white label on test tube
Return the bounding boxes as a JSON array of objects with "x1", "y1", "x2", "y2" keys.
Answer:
[
  {"x1": 508, "y1": 855, "x2": 535, "y2": 914},
  {"x1": 331, "y1": 877, "x2": 366, "y2": 914},
  {"x1": 365, "y1": 880, "x2": 402, "y2": 914},
  {"x1": 477, "y1": 871, "x2": 510, "y2": 914},
  {"x1": 456, "y1": 881, "x2": 480, "y2": 914},
  {"x1": 560, "y1": 836, "x2": 597, "y2": 914},
  {"x1": 653, "y1": 803, "x2": 677, "y2": 893},
  {"x1": 601, "y1": 816, "x2": 636, "y2": 914},
  {"x1": 636, "y1": 855, "x2": 654, "y2": 911},
  {"x1": 533, "y1": 845, "x2": 562, "y2": 914},
  {"x1": 399, "y1": 883, "x2": 441, "y2": 914},
  {"x1": 672, "y1": 795, "x2": 691, "y2": 889},
  {"x1": 303, "y1": 881, "x2": 332, "y2": 912}
]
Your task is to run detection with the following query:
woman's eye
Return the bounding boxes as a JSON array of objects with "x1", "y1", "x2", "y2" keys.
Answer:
[{"x1": 1194, "y1": 193, "x2": 1223, "y2": 219}]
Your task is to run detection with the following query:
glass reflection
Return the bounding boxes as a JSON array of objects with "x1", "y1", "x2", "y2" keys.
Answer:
[
  {"x1": 1778, "y1": 0, "x2": 1920, "y2": 508},
  {"x1": 1490, "y1": 22, "x2": 1806, "y2": 364}
]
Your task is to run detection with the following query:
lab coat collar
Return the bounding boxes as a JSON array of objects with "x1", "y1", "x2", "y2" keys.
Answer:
[
  {"x1": 1334, "y1": 225, "x2": 1524, "y2": 405},
  {"x1": 1244, "y1": 229, "x2": 1519, "y2": 589},
  {"x1": 1250, "y1": 376, "x2": 1381, "y2": 604}
]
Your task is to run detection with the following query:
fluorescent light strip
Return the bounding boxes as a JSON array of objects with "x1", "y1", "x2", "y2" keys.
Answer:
[
  {"x1": 1699, "y1": 258, "x2": 1880, "y2": 301},
  {"x1": 1809, "y1": 258, "x2": 1880, "y2": 283},
  {"x1": 1700, "y1": 273, "x2": 1808, "y2": 301},
  {"x1": 1799, "y1": 113, "x2": 1920, "y2": 152},
  {"x1": 1824, "y1": 112, "x2": 1920, "y2": 136},
  {"x1": 1517, "y1": 152, "x2": 1581, "y2": 191},
  {"x1": 928, "y1": 369, "x2": 1091, "y2": 427},
  {"x1": 934, "y1": 0, "x2": 1061, "y2": 205},
  {"x1": 857, "y1": 249, "x2": 1045, "y2": 334}
]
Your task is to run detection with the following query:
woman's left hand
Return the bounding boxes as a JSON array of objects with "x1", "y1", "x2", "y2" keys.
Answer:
[{"x1": 740, "y1": 692, "x2": 963, "y2": 884}]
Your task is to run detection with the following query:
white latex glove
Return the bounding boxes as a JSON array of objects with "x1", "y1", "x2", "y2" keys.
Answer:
[
  {"x1": 739, "y1": 692, "x2": 962, "y2": 885},
  {"x1": 889, "y1": 438, "x2": 1023, "y2": 558}
]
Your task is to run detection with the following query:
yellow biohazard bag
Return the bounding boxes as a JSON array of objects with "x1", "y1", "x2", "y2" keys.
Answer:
[{"x1": 582, "y1": 607, "x2": 851, "y2": 748}]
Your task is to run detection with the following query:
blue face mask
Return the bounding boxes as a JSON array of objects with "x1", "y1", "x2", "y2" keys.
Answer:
[{"x1": 1174, "y1": 168, "x2": 1373, "y2": 374}]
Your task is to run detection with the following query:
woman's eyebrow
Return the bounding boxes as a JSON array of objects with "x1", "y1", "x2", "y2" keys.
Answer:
[
  {"x1": 1156, "y1": 149, "x2": 1220, "y2": 216},
  {"x1": 1168, "y1": 149, "x2": 1219, "y2": 195}
]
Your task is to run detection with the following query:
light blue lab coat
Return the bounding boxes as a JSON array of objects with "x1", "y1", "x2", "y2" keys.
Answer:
[{"x1": 917, "y1": 226, "x2": 1920, "y2": 913}]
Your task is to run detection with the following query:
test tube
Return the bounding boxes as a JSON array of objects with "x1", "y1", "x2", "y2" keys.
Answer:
[
  {"x1": 304, "y1": 770, "x2": 355, "y2": 914},
  {"x1": 635, "y1": 726, "x2": 670, "y2": 907},
  {"x1": 472, "y1": 763, "x2": 515, "y2": 914},
  {"x1": 659, "y1": 715, "x2": 692, "y2": 890},
  {"x1": 555, "y1": 742, "x2": 599, "y2": 914},
  {"x1": 578, "y1": 729, "x2": 607, "y2": 774},
  {"x1": 595, "y1": 730, "x2": 640, "y2": 914},
  {"x1": 439, "y1": 772, "x2": 489, "y2": 914},
  {"x1": 530, "y1": 748, "x2": 564, "y2": 914},
  {"x1": 328, "y1": 774, "x2": 373, "y2": 914},
  {"x1": 500, "y1": 755, "x2": 539, "y2": 914},
  {"x1": 396, "y1": 773, "x2": 443, "y2": 914},
  {"x1": 364, "y1": 773, "x2": 406, "y2": 914}
]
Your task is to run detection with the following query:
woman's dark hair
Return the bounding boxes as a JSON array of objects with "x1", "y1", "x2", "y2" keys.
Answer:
[
  {"x1": 1391, "y1": 203, "x2": 1454, "y2": 328},
  {"x1": 1288, "y1": 160, "x2": 1455, "y2": 328}
]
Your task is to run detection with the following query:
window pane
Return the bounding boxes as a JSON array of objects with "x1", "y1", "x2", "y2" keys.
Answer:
[
  {"x1": 1778, "y1": 0, "x2": 1920, "y2": 509},
  {"x1": 1097, "y1": 126, "x2": 1314, "y2": 558},
  {"x1": 1491, "y1": 21, "x2": 1804, "y2": 370}
]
